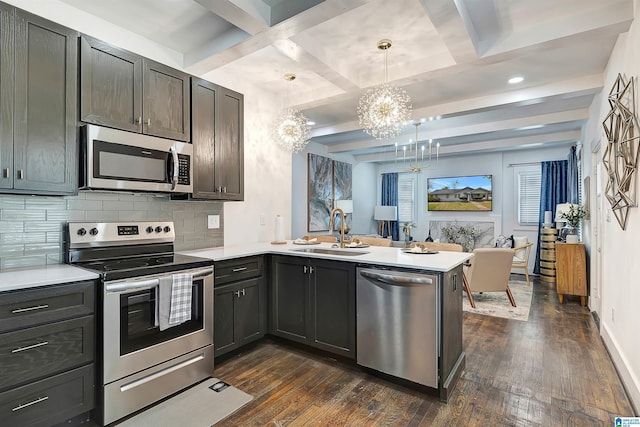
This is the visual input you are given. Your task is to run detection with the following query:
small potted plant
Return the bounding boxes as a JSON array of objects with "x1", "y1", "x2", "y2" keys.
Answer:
[{"x1": 559, "y1": 204, "x2": 587, "y2": 243}]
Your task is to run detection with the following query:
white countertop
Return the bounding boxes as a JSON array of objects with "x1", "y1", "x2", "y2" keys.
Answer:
[
  {"x1": 182, "y1": 241, "x2": 472, "y2": 272},
  {"x1": 0, "y1": 264, "x2": 99, "y2": 293}
]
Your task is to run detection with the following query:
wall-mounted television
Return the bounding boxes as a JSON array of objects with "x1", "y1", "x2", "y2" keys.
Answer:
[{"x1": 427, "y1": 175, "x2": 492, "y2": 211}]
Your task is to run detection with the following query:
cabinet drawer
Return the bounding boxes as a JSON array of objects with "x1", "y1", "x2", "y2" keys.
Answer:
[
  {"x1": 0, "y1": 364, "x2": 94, "y2": 427},
  {"x1": 215, "y1": 256, "x2": 263, "y2": 286},
  {"x1": 0, "y1": 316, "x2": 94, "y2": 391},
  {"x1": 0, "y1": 281, "x2": 94, "y2": 333}
]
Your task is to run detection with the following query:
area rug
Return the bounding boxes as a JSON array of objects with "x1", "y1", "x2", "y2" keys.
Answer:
[
  {"x1": 463, "y1": 280, "x2": 532, "y2": 321},
  {"x1": 118, "y1": 378, "x2": 252, "y2": 427}
]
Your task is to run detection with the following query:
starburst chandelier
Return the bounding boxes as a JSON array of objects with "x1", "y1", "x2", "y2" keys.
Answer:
[
  {"x1": 273, "y1": 73, "x2": 310, "y2": 153},
  {"x1": 358, "y1": 39, "x2": 412, "y2": 140}
]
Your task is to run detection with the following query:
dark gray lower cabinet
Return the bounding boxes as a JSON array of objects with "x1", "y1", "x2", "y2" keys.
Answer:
[
  {"x1": 214, "y1": 256, "x2": 265, "y2": 357},
  {"x1": 214, "y1": 277, "x2": 264, "y2": 356},
  {"x1": 0, "y1": 280, "x2": 95, "y2": 427},
  {"x1": 270, "y1": 255, "x2": 355, "y2": 358}
]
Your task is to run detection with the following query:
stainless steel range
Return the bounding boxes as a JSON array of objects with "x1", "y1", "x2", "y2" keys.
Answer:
[{"x1": 65, "y1": 221, "x2": 214, "y2": 426}]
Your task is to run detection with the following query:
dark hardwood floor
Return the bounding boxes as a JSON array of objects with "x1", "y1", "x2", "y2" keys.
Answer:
[{"x1": 213, "y1": 276, "x2": 635, "y2": 426}]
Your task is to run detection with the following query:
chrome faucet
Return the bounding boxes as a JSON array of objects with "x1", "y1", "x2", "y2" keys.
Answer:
[{"x1": 329, "y1": 207, "x2": 346, "y2": 248}]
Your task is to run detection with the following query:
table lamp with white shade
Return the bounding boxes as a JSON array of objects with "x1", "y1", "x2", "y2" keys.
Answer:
[{"x1": 374, "y1": 205, "x2": 397, "y2": 237}]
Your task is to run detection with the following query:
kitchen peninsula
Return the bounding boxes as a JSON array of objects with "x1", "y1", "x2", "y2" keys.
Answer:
[{"x1": 183, "y1": 242, "x2": 471, "y2": 401}]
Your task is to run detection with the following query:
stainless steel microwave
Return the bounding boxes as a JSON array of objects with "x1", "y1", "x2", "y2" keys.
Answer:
[{"x1": 80, "y1": 125, "x2": 193, "y2": 194}]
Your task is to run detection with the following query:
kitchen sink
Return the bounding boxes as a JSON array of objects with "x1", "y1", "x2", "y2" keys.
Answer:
[{"x1": 291, "y1": 248, "x2": 369, "y2": 256}]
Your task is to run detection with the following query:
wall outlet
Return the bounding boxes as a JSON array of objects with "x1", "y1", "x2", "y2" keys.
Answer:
[{"x1": 207, "y1": 215, "x2": 220, "y2": 229}]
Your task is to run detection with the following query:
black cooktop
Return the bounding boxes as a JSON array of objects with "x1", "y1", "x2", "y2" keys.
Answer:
[{"x1": 74, "y1": 253, "x2": 213, "y2": 281}]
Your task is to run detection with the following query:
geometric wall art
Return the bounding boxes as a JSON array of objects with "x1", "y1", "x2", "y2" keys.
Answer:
[
  {"x1": 602, "y1": 73, "x2": 640, "y2": 230},
  {"x1": 307, "y1": 154, "x2": 352, "y2": 232}
]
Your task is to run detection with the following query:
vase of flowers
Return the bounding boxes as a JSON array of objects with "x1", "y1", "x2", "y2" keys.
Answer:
[
  {"x1": 402, "y1": 222, "x2": 415, "y2": 246},
  {"x1": 559, "y1": 204, "x2": 587, "y2": 242}
]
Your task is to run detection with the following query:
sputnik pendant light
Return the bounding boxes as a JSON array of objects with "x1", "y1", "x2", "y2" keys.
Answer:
[
  {"x1": 395, "y1": 122, "x2": 439, "y2": 172},
  {"x1": 273, "y1": 73, "x2": 311, "y2": 153},
  {"x1": 357, "y1": 39, "x2": 412, "y2": 140}
]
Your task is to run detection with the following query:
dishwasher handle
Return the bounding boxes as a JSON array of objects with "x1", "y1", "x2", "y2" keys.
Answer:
[{"x1": 359, "y1": 270, "x2": 433, "y2": 287}]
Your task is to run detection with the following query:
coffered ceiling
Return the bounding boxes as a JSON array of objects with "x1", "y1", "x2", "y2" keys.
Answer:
[{"x1": 59, "y1": 0, "x2": 634, "y2": 162}]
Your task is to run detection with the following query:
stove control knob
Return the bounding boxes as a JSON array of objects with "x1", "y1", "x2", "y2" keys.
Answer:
[
  {"x1": 89, "y1": 227, "x2": 99, "y2": 236},
  {"x1": 155, "y1": 226, "x2": 163, "y2": 233},
  {"x1": 146, "y1": 226, "x2": 154, "y2": 234},
  {"x1": 164, "y1": 226, "x2": 171, "y2": 233},
  {"x1": 77, "y1": 228, "x2": 87, "y2": 236}
]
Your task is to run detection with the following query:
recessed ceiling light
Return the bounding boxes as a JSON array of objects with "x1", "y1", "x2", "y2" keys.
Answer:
[
  {"x1": 306, "y1": 121, "x2": 315, "y2": 126},
  {"x1": 509, "y1": 76, "x2": 524, "y2": 84}
]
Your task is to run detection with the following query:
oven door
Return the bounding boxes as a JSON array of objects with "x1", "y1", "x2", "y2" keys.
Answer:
[
  {"x1": 81, "y1": 124, "x2": 193, "y2": 193},
  {"x1": 102, "y1": 266, "x2": 213, "y2": 385}
]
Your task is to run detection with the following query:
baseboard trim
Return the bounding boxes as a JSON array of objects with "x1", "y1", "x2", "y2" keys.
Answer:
[{"x1": 601, "y1": 323, "x2": 640, "y2": 415}]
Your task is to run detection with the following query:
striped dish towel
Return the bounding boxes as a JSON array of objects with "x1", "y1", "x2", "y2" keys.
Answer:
[{"x1": 168, "y1": 273, "x2": 193, "y2": 325}]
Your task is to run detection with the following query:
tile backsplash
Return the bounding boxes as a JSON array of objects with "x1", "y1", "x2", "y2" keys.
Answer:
[{"x1": 0, "y1": 191, "x2": 224, "y2": 270}]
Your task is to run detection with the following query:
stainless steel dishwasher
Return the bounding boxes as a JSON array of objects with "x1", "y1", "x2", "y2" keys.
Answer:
[{"x1": 356, "y1": 267, "x2": 439, "y2": 388}]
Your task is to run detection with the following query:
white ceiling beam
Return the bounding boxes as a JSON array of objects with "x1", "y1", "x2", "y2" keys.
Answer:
[
  {"x1": 327, "y1": 109, "x2": 588, "y2": 153},
  {"x1": 418, "y1": 0, "x2": 479, "y2": 63},
  {"x1": 272, "y1": 39, "x2": 359, "y2": 92},
  {"x1": 353, "y1": 130, "x2": 581, "y2": 163},
  {"x1": 482, "y1": 1, "x2": 632, "y2": 57},
  {"x1": 185, "y1": 0, "x2": 371, "y2": 75},
  {"x1": 309, "y1": 74, "x2": 602, "y2": 137},
  {"x1": 194, "y1": 0, "x2": 269, "y2": 35}
]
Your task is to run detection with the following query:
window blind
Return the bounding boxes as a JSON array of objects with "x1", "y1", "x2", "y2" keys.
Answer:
[
  {"x1": 398, "y1": 177, "x2": 415, "y2": 222},
  {"x1": 518, "y1": 170, "x2": 541, "y2": 225}
]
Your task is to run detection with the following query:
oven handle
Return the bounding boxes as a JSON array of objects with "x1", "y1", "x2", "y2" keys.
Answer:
[{"x1": 105, "y1": 268, "x2": 212, "y2": 293}]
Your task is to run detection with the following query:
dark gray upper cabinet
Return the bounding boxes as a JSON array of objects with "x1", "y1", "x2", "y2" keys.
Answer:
[
  {"x1": 0, "y1": 3, "x2": 14, "y2": 191},
  {"x1": 0, "y1": 6, "x2": 78, "y2": 195},
  {"x1": 79, "y1": 36, "x2": 141, "y2": 133},
  {"x1": 80, "y1": 35, "x2": 190, "y2": 142},
  {"x1": 191, "y1": 77, "x2": 244, "y2": 200}
]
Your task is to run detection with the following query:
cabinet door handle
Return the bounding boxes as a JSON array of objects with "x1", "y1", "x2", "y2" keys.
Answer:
[
  {"x1": 222, "y1": 187, "x2": 227, "y2": 193},
  {"x1": 217, "y1": 186, "x2": 222, "y2": 193},
  {"x1": 2, "y1": 168, "x2": 8, "y2": 178},
  {"x1": 17, "y1": 169, "x2": 24, "y2": 180},
  {"x1": 234, "y1": 290, "x2": 240, "y2": 297},
  {"x1": 232, "y1": 267, "x2": 247, "y2": 273},
  {"x1": 240, "y1": 289, "x2": 245, "y2": 296},
  {"x1": 11, "y1": 304, "x2": 49, "y2": 314},
  {"x1": 12, "y1": 396, "x2": 48, "y2": 412},
  {"x1": 12, "y1": 341, "x2": 48, "y2": 354},
  {"x1": 135, "y1": 116, "x2": 142, "y2": 124},
  {"x1": 309, "y1": 266, "x2": 314, "y2": 274},
  {"x1": 146, "y1": 118, "x2": 151, "y2": 126}
]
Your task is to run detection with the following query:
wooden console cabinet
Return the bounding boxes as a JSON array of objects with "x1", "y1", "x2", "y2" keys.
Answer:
[{"x1": 555, "y1": 243, "x2": 587, "y2": 306}]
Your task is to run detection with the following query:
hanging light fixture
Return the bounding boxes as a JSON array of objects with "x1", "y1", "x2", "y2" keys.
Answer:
[
  {"x1": 395, "y1": 122, "x2": 439, "y2": 172},
  {"x1": 272, "y1": 73, "x2": 310, "y2": 153},
  {"x1": 358, "y1": 39, "x2": 412, "y2": 140}
]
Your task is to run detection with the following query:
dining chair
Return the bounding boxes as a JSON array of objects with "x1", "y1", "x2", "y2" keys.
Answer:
[
  {"x1": 350, "y1": 236, "x2": 392, "y2": 247},
  {"x1": 511, "y1": 239, "x2": 534, "y2": 286},
  {"x1": 303, "y1": 235, "x2": 338, "y2": 243}
]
